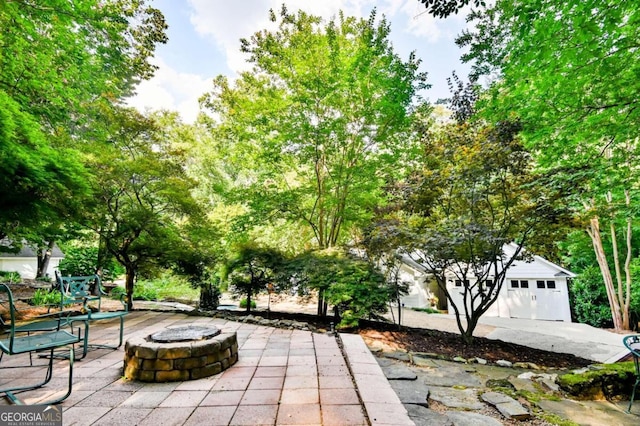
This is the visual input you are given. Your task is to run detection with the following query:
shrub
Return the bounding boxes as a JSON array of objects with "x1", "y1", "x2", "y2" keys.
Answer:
[
  {"x1": 571, "y1": 261, "x2": 640, "y2": 329},
  {"x1": 239, "y1": 298, "x2": 257, "y2": 309},
  {"x1": 29, "y1": 289, "x2": 62, "y2": 306},
  {"x1": 570, "y1": 266, "x2": 613, "y2": 328},
  {"x1": 57, "y1": 245, "x2": 122, "y2": 281},
  {"x1": 413, "y1": 307, "x2": 440, "y2": 314},
  {"x1": 131, "y1": 282, "x2": 159, "y2": 301},
  {"x1": 0, "y1": 271, "x2": 21, "y2": 283}
]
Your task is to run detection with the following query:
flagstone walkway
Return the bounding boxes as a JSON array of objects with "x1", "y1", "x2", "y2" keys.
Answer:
[{"x1": 0, "y1": 311, "x2": 411, "y2": 425}]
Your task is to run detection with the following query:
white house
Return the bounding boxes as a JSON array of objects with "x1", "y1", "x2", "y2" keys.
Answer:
[
  {"x1": 398, "y1": 243, "x2": 575, "y2": 322},
  {"x1": 0, "y1": 241, "x2": 65, "y2": 280}
]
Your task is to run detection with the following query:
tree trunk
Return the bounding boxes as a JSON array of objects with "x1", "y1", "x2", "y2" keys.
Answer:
[
  {"x1": 246, "y1": 291, "x2": 252, "y2": 313},
  {"x1": 587, "y1": 216, "x2": 624, "y2": 330},
  {"x1": 623, "y1": 214, "x2": 632, "y2": 330},
  {"x1": 36, "y1": 240, "x2": 54, "y2": 279},
  {"x1": 125, "y1": 264, "x2": 136, "y2": 311}
]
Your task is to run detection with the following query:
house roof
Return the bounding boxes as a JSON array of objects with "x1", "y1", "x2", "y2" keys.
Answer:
[
  {"x1": 397, "y1": 243, "x2": 576, "y2": 279},
  {"x1": 0, "y1": 239, "x2": 65, "y2": 258}
]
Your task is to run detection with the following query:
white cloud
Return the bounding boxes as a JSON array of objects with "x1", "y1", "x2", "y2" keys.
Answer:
[
  {"x1": 128, "y1": 0, "x2": 471, "y2": 121},
  {"x1": 186, "y1": 0, "x2": 420, "y2": 74},
  {"x1": 127, "y1": 58, "x2": 211, "y2": 123}
]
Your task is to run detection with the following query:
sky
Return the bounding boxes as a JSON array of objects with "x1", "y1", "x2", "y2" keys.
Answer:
[{"x1": 127, "y1": 0, "x2": 472, "y2": 123}]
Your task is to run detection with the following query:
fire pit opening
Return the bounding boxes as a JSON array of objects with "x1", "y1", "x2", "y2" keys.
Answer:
[
  {"x1": 150, "y1": 325, "x2": 221, "y2": 343},
  {"x1": 124, "y1": 325, "x2": 238, "y2": 382}
]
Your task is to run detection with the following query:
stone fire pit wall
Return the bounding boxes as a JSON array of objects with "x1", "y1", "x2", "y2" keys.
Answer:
[{"x1": 124, "y1": 332, "x2": 238, "y2": 382}]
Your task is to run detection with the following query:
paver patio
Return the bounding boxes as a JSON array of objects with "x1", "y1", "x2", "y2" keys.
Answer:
[{"x1": 0, "y1": 311, "x2": 411, "y2": 425}]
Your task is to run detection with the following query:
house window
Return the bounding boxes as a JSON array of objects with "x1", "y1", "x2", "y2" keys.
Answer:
[
  {"x1": 454, "y1": 279, "x2": 469, "y2": 287},
  {"x1": 510, "y1": 280, "x2": 519, "y2": 288},
  {"x1": 520, "y1": 280, "x2": 529, "y2": 288},
  {"x1": 547, "y1": 280, "x2": 556, "y2": 289},
  {"x1": 537, "y1": 280, "x2": 545, "y2": 289}
]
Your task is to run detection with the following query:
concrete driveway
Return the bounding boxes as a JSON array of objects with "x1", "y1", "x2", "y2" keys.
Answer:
[{"x1": 394, "y1": 309, "x2": 630, "y2": 363}]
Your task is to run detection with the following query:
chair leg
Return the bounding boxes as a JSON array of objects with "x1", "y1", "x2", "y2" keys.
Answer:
[
  {"x1": 628, "y1": 377, "x2": 640, "y2": 413},
  {"x1": 86, "y1": 315, "x2": 125, "y2": 351},
  {"x1": 1, "y1": 345, "x2": 75, "y2": 405}
]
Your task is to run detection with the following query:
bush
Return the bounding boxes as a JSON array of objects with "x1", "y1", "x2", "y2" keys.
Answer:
[
  {"x1": 570, "y1": 266, "x2": 613, "y2": 328},
  {"x1": 57, "y1": 245, "x2": 122, "y2": 281},
  {"x1": 239, "y1": 298, "x2": 257, "y2": 309},
  {"x1": 413, "y1": 307, "x2": 440, "y2": 314},
  {"x1": 29, "y1": 289, "x2": 62, "y2": 306},
  {"x1": 0, "y1": 271, "x2": 21, "y2": 283},
  {"x1": 571, "y1": 261, "x2": 640, "y2": 329}
]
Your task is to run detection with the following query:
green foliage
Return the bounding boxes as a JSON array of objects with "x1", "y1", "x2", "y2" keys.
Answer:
[
  {"x1": 201, "y1": 7, "x2": 428, "y2": 250},
  {"x1": 412, "y1": 307, "x2": 440, "y2": 314},
  {"x1": 109, "y1": 286, "x2": 126, "y2": 298},
  {"x1": 239, "y1": 298, "x2": 257, "y2": 309},
  {"x1": 0, "y1": 0, "x2": 167, "y2": 241},
  {"x1": 85, "y1": 109, "x2": 203, "y2": 309},
  {"x1": 0, "y1": 91, "x2": 89, "y2": 238},
  {"x1": 134, "y1": 274, "x2": 199, "y2": 302},
  {"x1": 225, "y1": 243, "x2": 284, "y2": 312},
  {"x1": 57, "y1": 245, "x2": 122, "y2": 280},
  {"x1": 324, "y1": 259, "x2": 391, "y2": 328},
  {"x1": 379, "y1": 114, "x2": 567, "y2": 343},
  {"x1": 285, "y1": 249, "x2": 392, "y2": 327},
  {"x1": 462, "y1": 0, "x2": 640, "y2": 329},
  {"x1": 571, "y1": 260, "x2": 640, "y2": 329},
  {"x1": 570, "y1": 267, "x2": 613, "y2": 328},
  {"x1": 29, "y1": 289, "x2": 62, "y2": 306},
  {"x1": 0, "y1": 271, "x2": 21, "y2": 283}
]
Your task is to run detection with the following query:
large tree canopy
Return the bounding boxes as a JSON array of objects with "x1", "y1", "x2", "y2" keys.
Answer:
[
  {"x1": 0, "y1": 0, "x2": 167, "y2": 241},
  {"x1": 201, "y1": 7, "x2": 428, "y2": 251},
  {"x1": 0, "y1": 0, "x2": 166, "y2": 125}
]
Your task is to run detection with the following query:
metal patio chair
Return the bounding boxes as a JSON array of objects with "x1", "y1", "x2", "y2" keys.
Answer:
[
  {"x1": 53, "y1": 272, "x2": 128, "y2": 359},
  {"x1": 0, "y1": 283, "x2": 80, "y2": 405},
  {"x1": 623, "y1": 334, "x2": 640, "y2": 413}
]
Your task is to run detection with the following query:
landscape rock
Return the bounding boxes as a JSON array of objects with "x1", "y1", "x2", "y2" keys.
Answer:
[
  {"x1": 421, "y1": 367, "x2": 483, "y2": 388},
  {"x1": 445, "y1": 411, "x2": 504, "y2": 426},
  {"x1": 389, "y1": 380, "x2": 430, "y2": 406},
  {"x1": 453, "y1": 356, "x2": 467, "y2": 363},
  {"x1": 382, "y1": 364, "x2": 418, "y2": 381},
  {"x1": 405, "y1": 404, "x2": 453, "y2": 426},
  {"x1": 496, "y1": 360, "x2": 513, "y2": 368},
  {"x1": 508, "y1": 377, "x2": 539, "y2": 393},
  {"x1": 428, "y1": 387, "x2": 484, "y2": 410},
  {"x1": 514, "y1": 362, "x2": 541, "y2": 370},
  {"x1": 382, "y1": 350, "x2": 411, "y2": 362},
  {"x1": 481, "y1": 391, "x2": 530, "y2": 420}
]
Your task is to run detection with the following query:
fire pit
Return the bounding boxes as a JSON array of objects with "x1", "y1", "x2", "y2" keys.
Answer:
[{"x1": 124, "y1": 325, "x2": 238, "y2": 382}]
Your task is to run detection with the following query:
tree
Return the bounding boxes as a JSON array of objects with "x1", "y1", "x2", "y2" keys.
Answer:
[
  {"x1": 224, "y1": 243, "x2": 284, "y2": 313},
  {"x1": 0, "y1": 92, "x2": 89, "y2": 240},
  {"x1": 379, "y1": 104, "x2": 567, "y2": 343},
  {"x1": 201, "y1": 7, "x2": 428, "y2": 252},
  {"x1": 284, "y1": 249, "x2": 393, "y2": 328},
  {"x1": 417, "y1": 0, "x2": 485, "y2": 18},
  {"x1": 86, "y1": 108, "x2": 202, "y2": 309},
  {"x1": 201, "y1": 8, "x2": 427, "y2": 314},
  {"x1": 0, "y1": 0, "x2": 167, "y2": 240},
  {"x1": 459, "y1": 1, "x2": 640, "y2": 331}
]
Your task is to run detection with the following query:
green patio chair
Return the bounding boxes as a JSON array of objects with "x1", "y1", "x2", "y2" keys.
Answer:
[
  {"x1": 53, "y1": 272, "x2": 128, "y2": 359},
  {"x1": 0, "y1": 283, "x2": 80, "y2": 405},
  {"x1": 624, "y1": 334, "x2": 640, "y2": 413}
]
